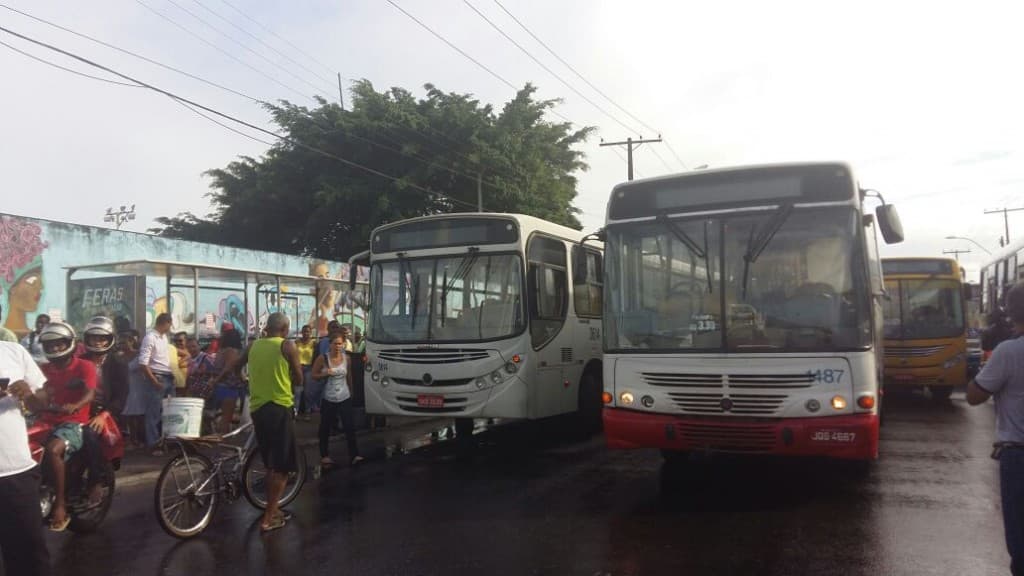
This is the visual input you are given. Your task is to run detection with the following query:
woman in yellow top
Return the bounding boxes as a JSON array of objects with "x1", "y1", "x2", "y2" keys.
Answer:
[{"x1": 294, "y1": 324, "x2": 316, "y2": 421}]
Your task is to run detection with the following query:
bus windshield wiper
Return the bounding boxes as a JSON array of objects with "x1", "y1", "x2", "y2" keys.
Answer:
[
  {"x1": 741, "y1": 204, "x2": 794, "y2": 299},
  {"x1": 656, "y1": 214, "x2": 713, "y2": 294}
]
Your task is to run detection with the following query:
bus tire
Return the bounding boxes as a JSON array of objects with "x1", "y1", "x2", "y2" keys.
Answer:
[
  {"x1": 576, "y1": 370, "x2": 603, "y2": 435},
  {"x1": 930, "y1": 386, "x2": 953, "y2": 401}
]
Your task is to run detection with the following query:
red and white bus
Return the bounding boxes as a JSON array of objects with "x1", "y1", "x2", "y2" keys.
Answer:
[{"x1": 592, "y1": 162, "x2": 903, "y2": 461}]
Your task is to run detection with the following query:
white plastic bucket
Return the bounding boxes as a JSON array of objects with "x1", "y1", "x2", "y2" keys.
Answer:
[{"x1": 162, "y1": 398, "x2": 205, "y2": 439}]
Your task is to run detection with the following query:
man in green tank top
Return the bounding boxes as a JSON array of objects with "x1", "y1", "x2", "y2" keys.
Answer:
[{"x1": 238, "y1": 312, "x2": 304, "y2": 533}]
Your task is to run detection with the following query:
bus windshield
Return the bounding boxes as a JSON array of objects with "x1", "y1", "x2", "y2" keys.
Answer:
[
  {"x1": 368, "y1": 253, "x2": 525, "y2": 343},
  {"x1": 883, "y1": 278, "x2": 965, "y2": 340},
  {"x1": 605, "y1": 206, "x2": 870, "y2": 352}
]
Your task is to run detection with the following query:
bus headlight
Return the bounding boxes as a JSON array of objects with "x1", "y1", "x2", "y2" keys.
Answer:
[
  {"x1": 620, "y1": 392, "x2": 635, "y2": 406},
  {"x1": 371, "y1": 371, "x2": 380, "y2": 382},
  {"x1": 381, "y1": 378, "x2": 390, "y2": 388},
  {"x1": 831, "y1": 395, "x2": 847, "y2": 410},
  {"x1": 640, "y1": 395, "x2": 654, "y2": 408},
  {"x1": 602, "y1": 391, "x2": 613, "y2": 404},
  {"x1": 475, "y1": 378, "x2": 486, "y2": 389},
  {"x1": 943, "y1": 353, "x2": 965, "y2": 369},
  {"x1": 490, "y1": 370, "x2": 503, "y2": 384},
  {"x1": 805, "y1": 399, "x2": 821, "y2": 413},
  {"x1": 504, "y1": 361, "x2": 518, "y2": 374}
]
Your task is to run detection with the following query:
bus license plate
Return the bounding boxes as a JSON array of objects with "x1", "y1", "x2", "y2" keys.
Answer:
[
  {"x1": 417, "y1": 395, "x2": 444, "y2": 408},
  {"x1": 810, "y1": 429, "x2": 857, "y2": 443}
]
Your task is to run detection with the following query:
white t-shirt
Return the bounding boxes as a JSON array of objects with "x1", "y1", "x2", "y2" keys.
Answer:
[
  {"x1": 975, "y1": 336, "x2": 1024, "y2": 443},
  {"x1": 138, "y1": 329, "x2": 173, "y2": 374},
  {"x1": 323, "y1": 353, "x2": 351, "y2": 403},
  {"x1": 0, "y1": 342, "x2": 46, "y2": 477}
]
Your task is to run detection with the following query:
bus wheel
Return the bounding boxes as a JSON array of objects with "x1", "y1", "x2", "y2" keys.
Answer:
[
  {"x1": 576, "y1": 371, "x2": 603, "y2": 435},
  {"x1": 930, "y1": 386, "x2": 953, "y2": 401}
]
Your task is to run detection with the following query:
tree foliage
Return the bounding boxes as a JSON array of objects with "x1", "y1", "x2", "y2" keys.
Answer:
[{"x1": 152, "y1": 81, "x2": 594, "y2": 260}]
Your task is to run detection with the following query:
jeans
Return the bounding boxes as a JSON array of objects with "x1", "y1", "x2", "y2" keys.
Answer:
[
  {"x1": 305, "y1": 375, "x2": 325, "y2": 412},
  {"x1": 295, "y1": 366, "x2": 312, "y2": 415},
  {"x1": 319, "y1": 398, "x2": 359, "y2": 461},
  {"x1": 144, "y1": 373, "x2": 175, "y2": 447},
  {"x1": 1002, "y1": 448, "x2": 1024, "y2": 575},
  {"x1": 0, "y1": 467, "x2": 50, "y2": 576}
]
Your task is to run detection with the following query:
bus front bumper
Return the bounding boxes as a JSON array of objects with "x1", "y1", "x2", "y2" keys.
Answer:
[{"x1": 603, "y1": 408, "x2": 879, "y2": 461}]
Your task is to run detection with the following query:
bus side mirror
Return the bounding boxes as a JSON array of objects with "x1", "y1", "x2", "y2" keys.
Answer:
[{"x1": 875, "y1": 204, "x2": 905, "y2": 244}]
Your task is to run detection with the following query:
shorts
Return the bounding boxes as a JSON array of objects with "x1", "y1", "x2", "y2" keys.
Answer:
[
  {"x1": 50, "y1": 423, "x2": 84, "y2": 461},
  {"x1": 213, "y1": 385, "x2": 244, "y2": 404},
  {"x1": 251, "y1": 403, "x2": 297, "y2": 473}
]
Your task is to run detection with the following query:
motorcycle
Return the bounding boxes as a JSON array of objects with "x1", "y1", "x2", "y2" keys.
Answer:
[{"x1": 27, "y1": 408, "x2": 123, "y2": 533}]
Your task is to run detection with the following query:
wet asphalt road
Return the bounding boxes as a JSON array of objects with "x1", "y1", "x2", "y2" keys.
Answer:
[{"x1": 24, "y1": 392, "x2": 1011, "y2": 575}]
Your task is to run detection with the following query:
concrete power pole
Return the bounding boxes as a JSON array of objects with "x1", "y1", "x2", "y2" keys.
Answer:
[
  {"x1": 600, "y1": 136, "x2": 663, "y2": 181},
  {"x1": 984, "y1": 206, "x2": 1024, "y2": 246}
]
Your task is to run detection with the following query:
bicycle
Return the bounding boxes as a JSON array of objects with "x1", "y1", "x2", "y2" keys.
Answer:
[{"x1": 153, "y1": 421, "x2": 307, "y2": 539}]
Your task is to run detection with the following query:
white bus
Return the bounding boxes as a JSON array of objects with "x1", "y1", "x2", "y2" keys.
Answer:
[
  {"x1": 593, "y1": 162, "x2": 904, "y2": 461},
  {"x1": 356, "y1": 213, "x2": 605, "y2": 436}
]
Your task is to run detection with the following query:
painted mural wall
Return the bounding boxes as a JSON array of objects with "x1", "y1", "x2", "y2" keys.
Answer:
[{"x1": 0, "y1": 213, "x2": 368, "y2": 339}]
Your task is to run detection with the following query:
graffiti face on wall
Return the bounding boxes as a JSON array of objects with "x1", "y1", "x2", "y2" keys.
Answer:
[{"x1": 0, "y1": 216, "x2": 48, "y2": 337}]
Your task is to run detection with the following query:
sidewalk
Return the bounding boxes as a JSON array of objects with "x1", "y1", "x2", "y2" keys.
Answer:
[{"x1": 116, "y1": 414, "x2": 452, "y2": 486}]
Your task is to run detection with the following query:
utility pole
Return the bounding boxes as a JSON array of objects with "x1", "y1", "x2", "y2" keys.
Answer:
[
  {"x1": 600, "y1": 136, "x2": 663, "y2": 180},
  {"x1": 984, "y1": 206, "x2": 1024, "y2": 246},
  {"x1": 477, "y1": 172, "x2": 483, "y2": 212},
  {"x1": 943, "y1": 248, "x2": 970, "y2": 262},
  {"x1": 337, "y1": 73, "x2": 345, "y2": 109}
]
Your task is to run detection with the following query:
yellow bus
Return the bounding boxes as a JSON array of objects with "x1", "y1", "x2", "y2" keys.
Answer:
[{"x1": 881, "y1": 258, "x2": 967, "y2": 400}]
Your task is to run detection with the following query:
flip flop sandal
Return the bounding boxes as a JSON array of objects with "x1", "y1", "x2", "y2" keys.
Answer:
[
  {"x1": 50, "y1": 516, "x2": 71, "y2": 532},
  {"x1": 260, "y1": 515, "x2": 287, "y2": 533}
]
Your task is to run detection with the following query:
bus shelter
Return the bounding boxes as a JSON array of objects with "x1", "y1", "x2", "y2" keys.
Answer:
[{"x1": 64, "y1": 259, "x2": 365, "y2": 342}]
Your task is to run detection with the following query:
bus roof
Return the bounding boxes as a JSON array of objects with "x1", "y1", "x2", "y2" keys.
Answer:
[
  {"x1": 607, "y1": 161, "x2": 858, "y2": 221},
  {"x1": 370, "y1": 212, "x2": 589, "y2": 249},
  {"x1": 882, "y1": 257, "x2": 962, "y2": 278}
]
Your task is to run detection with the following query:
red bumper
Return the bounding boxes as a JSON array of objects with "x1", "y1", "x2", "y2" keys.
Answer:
[{"x1": 603, "y1": 408, "x2": 879, "y2": 461}]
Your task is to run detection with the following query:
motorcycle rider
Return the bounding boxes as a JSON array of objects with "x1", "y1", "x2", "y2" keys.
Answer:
[
  {"x1": 36, "y1": 322, "x2": 97, "y2": 531},
  {"x1": 79, "y1": 316, "x2": 128, "y2": 505}
]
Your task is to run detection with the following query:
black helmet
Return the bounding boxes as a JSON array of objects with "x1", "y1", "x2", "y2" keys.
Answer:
[
  {"x1": 38, "y1": 321, "x2": 77, "y2": 361},
  {"x1": 83, "y1": 316, "x2": 116, "y2": 354}
]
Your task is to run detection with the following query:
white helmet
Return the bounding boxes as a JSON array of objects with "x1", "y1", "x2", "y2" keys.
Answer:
[
  {"x1": 83, "y1": 316, "x2": 116, "y2": 354},
  {"x1": 38, "y1": 321, "x2": 77, "y2": 361}
]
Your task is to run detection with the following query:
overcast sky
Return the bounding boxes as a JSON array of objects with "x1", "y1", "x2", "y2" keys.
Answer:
[{"x1": 2, "y1": 0, "x2": 1023, "y2": 278}]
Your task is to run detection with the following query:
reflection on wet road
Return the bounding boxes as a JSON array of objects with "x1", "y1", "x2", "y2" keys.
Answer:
[{"x1": 22, "y1": 392, "x2": 1009, "y2": 575}]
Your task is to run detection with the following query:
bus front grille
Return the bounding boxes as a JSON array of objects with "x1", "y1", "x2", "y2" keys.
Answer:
[
  {"x1": 642, "y1": 373, "x2": 724, "y2": 388},
  {"x1": 378, "y1": 349, "x2": 490, "y2": 364},
  {"x1": 392, "y1": 377, "x2": 474, "y2": 387},
  {"x1": 667, "y1": 392, "x2": 786, "y2": 416},
  {"x1": 885, "y1": 345, "x2": 946, "y2": 358},
  {"x1": 676, "y1": 421, "x2": 777, "y2": 452}
]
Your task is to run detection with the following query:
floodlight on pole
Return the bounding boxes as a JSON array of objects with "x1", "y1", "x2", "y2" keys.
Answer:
[
  {"x1": 944, "y1": 235, "x2": 993, "y2": 255},
  {"x1": 103, "y1": 204, "x2": 136, "y2": 230}
]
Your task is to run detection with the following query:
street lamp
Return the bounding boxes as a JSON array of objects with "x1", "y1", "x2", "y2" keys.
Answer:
[
  {"x1": 103, "y1": 204, "x2": 136, "y2": 230},
  {"x1": 944, "y1": 235, "x2": 993, "y2": 255}
]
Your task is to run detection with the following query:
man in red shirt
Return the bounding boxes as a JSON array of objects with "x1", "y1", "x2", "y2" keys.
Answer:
[{"x1": 37, "y1": 322, "x2": 96, "y2": 531}]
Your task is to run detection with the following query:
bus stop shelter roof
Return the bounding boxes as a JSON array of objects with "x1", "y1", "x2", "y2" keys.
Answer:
[{"x1": 65, "y1": 259, "x2": 345, "y2": 291}]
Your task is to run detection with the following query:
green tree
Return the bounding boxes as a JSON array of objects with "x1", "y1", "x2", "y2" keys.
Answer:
[{"x1": 152, "y1": 81, "x2": 593, "y2": 260}]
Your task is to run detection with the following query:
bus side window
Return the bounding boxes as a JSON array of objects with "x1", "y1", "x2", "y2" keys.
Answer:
[{"x1": 528, "y1": 236, "x2": 568, "y2": 348}]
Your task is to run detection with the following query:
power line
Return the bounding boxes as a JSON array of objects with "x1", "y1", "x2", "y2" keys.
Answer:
[
  {"x1": 384, "y1": 0, "x2": 516, "y2": 91},
  {"x1": 186, "y1": 0, "x2": 336, "y2": 88},
  {"x1": 0, "y1": 23, "x2": 478, "y2": 211},
  {"x1": 609, "y1": 146, "x2": 642, "y2": 179},
  {"x1": 161, "y1": 0, "x2": 335, "y2": 97},
  {"x1": 133, "y1": 0, "x2": 314, "y2": 103},
  {"x1": 0, "y1": 3, "x2": 262, "y2": 104},
  {"x1": 664, "y1": 140, "x2": 689, "y2": 170},
  {"x1": 171, "y1": 96, "x2": 276, "y2": 146},
  {"x1": 217, "y1": 0, "x2": 335, "y2": 77},
  {"x1": 491, "y1": 0, "x2": 658, "y2": 136},
  {"x1": 462, "y1": 0, "x2": 640, "y2": 136},
  {"x1": 647, "y1": 146, "x2": 675, "y2": 173},
  {"x1": 0, "y1": 38, "x2": 142, "y2": 88}
]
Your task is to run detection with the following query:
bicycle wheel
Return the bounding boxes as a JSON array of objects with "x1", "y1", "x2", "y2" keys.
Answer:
[
  {"x1": 241, "y1": 446, "x2": 306, "y2": 510},
  {"x1": 154, "y1": 453, "x2": 219, "y2": 539}
]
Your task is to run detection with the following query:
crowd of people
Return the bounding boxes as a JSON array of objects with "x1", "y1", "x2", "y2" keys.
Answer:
[{"x1": 0, "y1": 310, "x2": 365, "y2": 575}]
